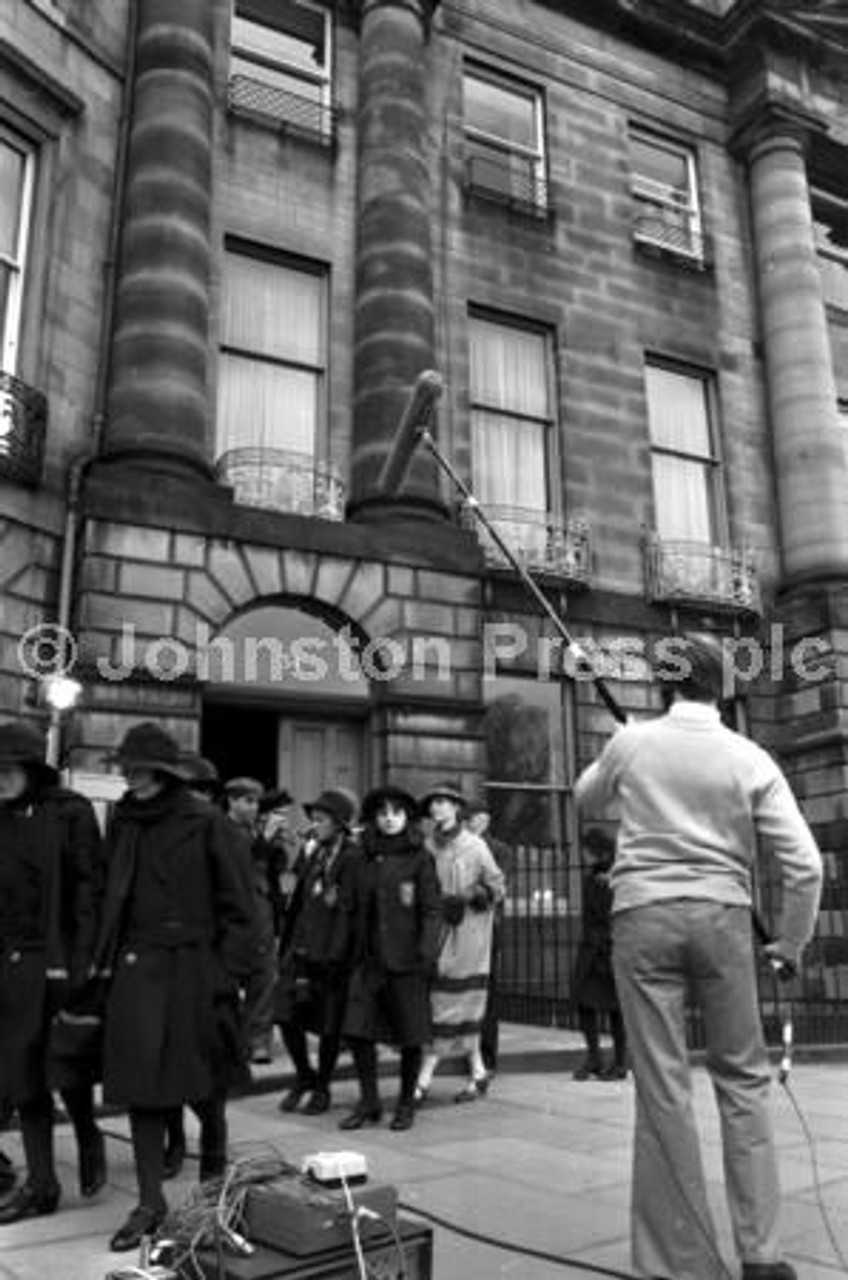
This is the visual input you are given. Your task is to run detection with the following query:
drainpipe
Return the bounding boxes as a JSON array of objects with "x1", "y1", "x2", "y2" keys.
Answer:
[{"x1": 45, "y1": 2, "x2": 138, "y2": 769}]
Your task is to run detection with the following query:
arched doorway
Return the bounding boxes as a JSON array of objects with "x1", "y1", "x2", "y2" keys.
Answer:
[{"x1": 199, "y1": 603, "x2": 370, "y2": 804}]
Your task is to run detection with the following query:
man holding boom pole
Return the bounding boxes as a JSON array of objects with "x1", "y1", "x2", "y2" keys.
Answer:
[{"x1": 576, "y1": 633, "x2": 822, "y2": 1280}]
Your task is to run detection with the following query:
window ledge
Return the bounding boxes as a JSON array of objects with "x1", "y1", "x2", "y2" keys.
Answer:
[
  {"x1": 460, "y1": 505, "x2": 591, "y2": 585},
  {"x1": 215, "y1": 447, "x2": 345, "y2": 521}
]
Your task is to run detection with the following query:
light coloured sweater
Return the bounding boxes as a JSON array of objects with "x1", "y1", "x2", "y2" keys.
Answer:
[{"x1": 575, "y1": 702, "x2": 822, "y2": 954}]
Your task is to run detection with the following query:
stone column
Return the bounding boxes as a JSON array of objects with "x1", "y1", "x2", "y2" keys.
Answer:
[
  {"x1": 348, "y1": 0, "x2": 447, "y2": 522},
  {"x1": 745, "y1": 114, "x2": 848, "y2": 583},
  {"x1": 100, "y1": 0, "x2": 217, "y2": 480}
]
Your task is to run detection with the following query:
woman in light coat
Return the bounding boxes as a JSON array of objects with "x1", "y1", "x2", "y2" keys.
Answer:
[{"x1": 415, "y1": 782, "x2": 505, "y2": 1103}]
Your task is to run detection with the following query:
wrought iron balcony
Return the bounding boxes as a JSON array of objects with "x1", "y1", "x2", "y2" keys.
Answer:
[
  {"x1": 464, "y1": 148, "x2": 550, "y2": 219},
  {"x1": 0, "y1": 371, "x2": 47, "y2": 486},
  {"x1": 644, "y1": 536, "x2": 762, "y2": 615},
  {"x1": 228, "y1": 74, "x2": 337, "y2": 145},
  {"x1": 215, "y1": 447, "x2": 345, "y2": 521},
  {"x1": 632, "y1": 176, "x2": 704, "y2": 264},
  {"x1": 461, "y1": 504, "x2": 592, "y2": 584}
]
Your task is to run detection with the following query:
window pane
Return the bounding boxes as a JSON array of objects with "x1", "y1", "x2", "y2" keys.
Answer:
[
  {"x1": 470, "y1": 318, "x2": 547, "y2": 416},
  {"x1": 217, "y1": 353, "x2": 317, "y2": 455},
  {"x1": 465, "y1": 73, "x2": 536, "y2": 150},
  {"x1": 234, "y1": 0, "x2": 326, "y2": 74},
  {"x1": 472, "y1": 411, "x2": 546, "y2": 509},
  {"x1": 631, "y1": 136, "x2": 689, "y2": 195},
  {"x1": 483, "y1": 676, "x2": 568, "y2": 786},
  {"x1": 222, "y1": 254, "x2": 323, "y2": 365},
  {"x1": 652, "y1": 454, "x2": 712, "y2": 542},
  {"x1": 645, "y1": 364, "x2": 711, "y2": 455},
  {"x1": 0, "y1": 139, "x2": 25, "y2": 260}
]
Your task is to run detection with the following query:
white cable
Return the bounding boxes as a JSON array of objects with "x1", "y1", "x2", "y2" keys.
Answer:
[{"x1": 340, "y1": 1171, "x2": 368, "y2": 1280}]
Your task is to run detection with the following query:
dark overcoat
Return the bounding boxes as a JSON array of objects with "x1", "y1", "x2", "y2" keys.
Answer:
[
  {"x1": 0, "y1": 786, "x2": 101, "y2": 1102},
  {"x1": 572, "y1": 865, "x2": 619, "y2": 1012},
  {"x1": 339, "y1": 828, "x2": 442, "y2": 1046},
  {"x1": 97, "y1": 786, "x2": 255, "y2": 1108},
  {"x1": 275, "y1": 832, "x2": 360, "y2": 1035}
]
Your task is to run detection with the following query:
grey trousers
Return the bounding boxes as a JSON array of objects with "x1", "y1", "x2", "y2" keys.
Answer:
[{"x1": 613, "y1": 900, "x2": 783, "y2": 1280}]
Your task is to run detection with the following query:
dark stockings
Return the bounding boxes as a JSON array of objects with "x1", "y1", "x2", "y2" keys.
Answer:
[
  {"x1": 128, "y1": 1107, "x2": 167, "y2": 1213},
  {"x1": 18, "y1": 1093, "x2": 58, "y2": 1194}
]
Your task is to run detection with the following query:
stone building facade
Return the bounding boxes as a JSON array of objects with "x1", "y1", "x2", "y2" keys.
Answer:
[{"x1": 2, "y1": 0, "x2": 848, "y2": 1027}]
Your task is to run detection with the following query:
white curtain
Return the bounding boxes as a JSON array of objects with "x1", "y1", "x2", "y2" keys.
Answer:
[
  {"x1": 645, "y1": 363, "x2": 714, "y2": 542},
  {"x1": 217, "y1": 355, "x2": 317, "y2": 456},
  {"x1": 217, "y1": 252, "x2": 324, "y2": 458},
  {"x1": 470, "y1": 317, "x2": 548, "y2": 510}
]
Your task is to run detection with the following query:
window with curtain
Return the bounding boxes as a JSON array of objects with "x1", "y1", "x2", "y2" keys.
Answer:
[
  {"x1": 469, "y1": 314, "x2": 554, "y2": 560},
  {"x1": 0, "y1": 129, "x2": 34, "y2": 375},
  {"x1": 630, "y1": 126, "x2": 702, "y2": 261},
  {"x1": 463, "y1": 65, "x2": 546, "y2": 212},
  {"x1": 645, "y1": 360, "x2": 722, "y2": 545},
  {"x1": 230, "y1": 0, "x2": 332, "y2": 136},
  {"x1": 217, "y1": 246, "x2": 326, "y2": 461}
]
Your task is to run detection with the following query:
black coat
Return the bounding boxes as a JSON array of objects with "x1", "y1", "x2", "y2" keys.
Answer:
[
  {"x1": 338, "y1": 827, "x2": 442, "y2": 1047},
  {"x1": 275, "y1": 832, "x2": 360, "y2": 1034},
  {"x1": 0, "y1": 786, "x2": 101, "y2": 1103},
  {"x1": 97, "y1": 785, "x2": 255, "y2": 1108}
]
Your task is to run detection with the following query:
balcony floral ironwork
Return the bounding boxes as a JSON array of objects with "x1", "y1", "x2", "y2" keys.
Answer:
[
  {"x1": 644, "y1": 536, "x2": 762, "y2": 616},
  {"x1": 228, "y1": 73, "x2": 337, "y2": 146},
  {"x1": 460, "y1": 504, "x2": 592, "y2": 584},
  {"x1": 632, "y1": 174, "x2": 705, "y2": 266},
  {"x1": 215, "y1": 447, "x2": 345, "y2": 521},
  {"x1": 0, "y1": 371, "x2": 47, "y2": 486}
]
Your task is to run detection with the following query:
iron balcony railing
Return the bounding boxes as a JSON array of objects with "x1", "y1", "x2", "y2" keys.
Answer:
[
  {"x1": 461, "y1": 504, "x2": 592, "y2": 584},
  {"x1": 632, "y1": 173, "x2": 704, "y2": 263},
  {"x1": 215, "y1": 447, "x2": 345, "y2": 521},
  {"x1": 464, "y1": 147, "x2": 550, "y2": 219},
  {"x1": 644, "y1": 536, "x2": 762, "y2": 615},
  {"x1": 0, "y1": 370, "x2": 47, "y2": 486},
  {"x1": 228, "y1": 73, "x2": 338, "y2": 145}
]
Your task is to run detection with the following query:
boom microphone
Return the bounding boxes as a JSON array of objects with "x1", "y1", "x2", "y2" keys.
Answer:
[{"x1": 377, "y1": 369, "x2": 443, "y2": 497}]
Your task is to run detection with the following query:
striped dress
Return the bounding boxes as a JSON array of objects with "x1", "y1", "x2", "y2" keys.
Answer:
[{"x1": 427, "y1": 826, "x2": 506, "y2": 1051}]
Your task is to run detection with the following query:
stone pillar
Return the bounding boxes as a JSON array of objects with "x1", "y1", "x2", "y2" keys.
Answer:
[
  {"x1": 348, "y1": 0, "x2": 447, "y2": 522},
  {"x1": 100, "y1": 0, "x2": 217, "y2": 480},
  {"x1": 745, "y1": 114, "x2": 848, "y2": 583}
]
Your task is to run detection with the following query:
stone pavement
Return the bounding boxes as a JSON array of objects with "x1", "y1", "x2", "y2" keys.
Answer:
[{"x1": 0, "y1": 1024, "x2": 846, "y2": 1280}]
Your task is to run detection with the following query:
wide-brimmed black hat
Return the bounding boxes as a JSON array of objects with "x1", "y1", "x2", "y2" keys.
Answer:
[
  {"x1": 418, "y1": 780, "x2": 466, "y2": 814},
  {"x1": 360, "y1": 785, "x2": 418, "y2": 826},
  {"x1": 181, "y1": 754, "x2": 221, "y2": 791},
  {"x1": 305, "y1": 789, "x2": 357, "y2": 831},
  {"x1": 258, "y1": 787, "x2": 295, "y2": 815},
  {"x1": 0, "y1": 720, "x2": 58, "y2": 786},
  {"x1": 112, "y1": 722, "x2": 189, "y2": 779}
]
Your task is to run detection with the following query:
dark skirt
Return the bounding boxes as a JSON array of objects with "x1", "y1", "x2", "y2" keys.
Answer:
[
  {"x1": 274, "y1": 957, "x2": 347, "y2": 1038},
  {"x1": 342, "y1": 963, "x2": 431, "y2": 1048}
]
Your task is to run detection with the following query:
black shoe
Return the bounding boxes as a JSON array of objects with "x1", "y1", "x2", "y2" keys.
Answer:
[
  {"x1": 278, "y1": 1081, "x2": 315, "y2": 1113},
  {"x1": 390, "y1": 1102, "x2": 415, "y2": 1131},
  {"x1": 0, "y1": 1182, "x2": 60, "y2": 1224},
  {"x1": 0, "y1": 1151, "x2": 16, "y2": 1197},
  {"x1": 339, "y1": 1104, "x2": 382, "y2": 1131},
  {"x1": 454, "y1": 1076, "x2": 489, "y2": 1103},
  {"x1": 162, "y1": 1134, "x2": 186, "y2": 1180},
  {"x1": 200, "y1": 1155, "x2": 226, "y2": 1183},
  {"x1": 78, "y1": 1128, "x2": 107, "y2": 1197},
  {"x1": 303, "y1": 1087, "x2": 331, "y2": 1116},
  {"x1": 572, "y1": 1060, "x2": 602, "y2": 1081},
  {"x1": 109, "y1": 1203, "x2": 166, "y2": 1253},
  {"x1": 742, "y1": 1264, "x2": 797, "y2": 1280}
]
